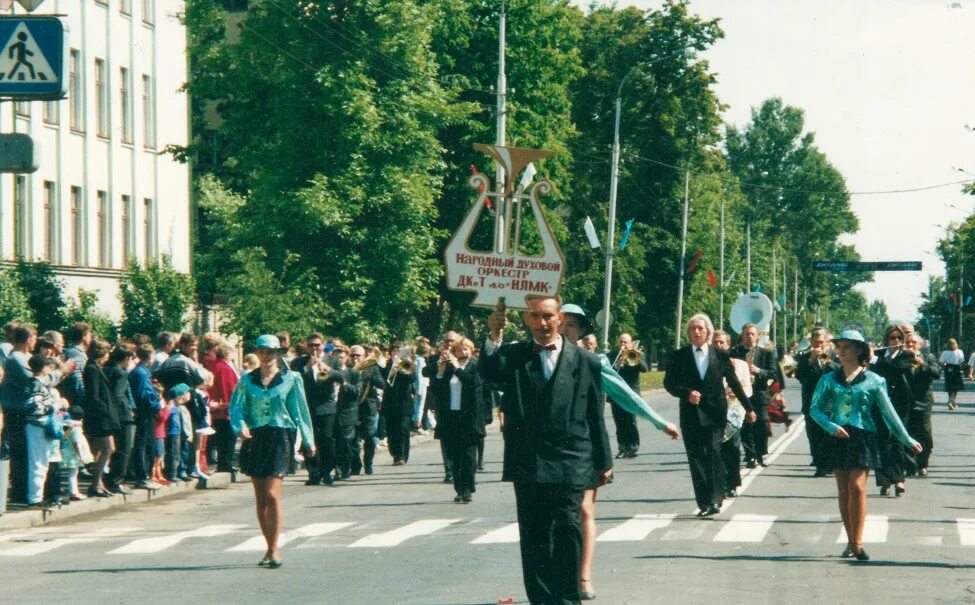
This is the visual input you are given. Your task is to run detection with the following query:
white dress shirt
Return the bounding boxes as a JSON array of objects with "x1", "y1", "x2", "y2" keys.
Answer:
[
  {"x1": 448, "y1": 360, "x2": 469, "y2": 411},
  {"x1": 693, "y1": 343, "x2": 709, "y2": 380},
  {"x1": 535, "y1": 336, "x2": 563, "y2": 381}
]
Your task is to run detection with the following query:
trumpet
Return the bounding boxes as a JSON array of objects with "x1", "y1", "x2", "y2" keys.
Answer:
[
  {"x1": 354, "y1": 347, "x2": 382, "y2": 372},
  {"x1": 387, "y1": 348, "x2": 415, "y2": 387},
  {"x1": 613, "y1": 340, "x2": 643, "y2": 369}
]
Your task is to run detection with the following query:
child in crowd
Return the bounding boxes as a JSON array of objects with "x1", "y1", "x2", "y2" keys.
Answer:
[
  {"x1": 24, "y1": 355, "x2": 62, "y2": 507},
  {"x1": 189, "y1": 377, "x2": 216, "y2": 477},
  {"x1": 60, "y1": 416, "x2": 94, "y2": 500},
  {"x1": 163, "y1": 384, "x2": 192, "y2": 482},
  {"x1": 152, "y1": 392, "x2": 171, "y2": 485}
]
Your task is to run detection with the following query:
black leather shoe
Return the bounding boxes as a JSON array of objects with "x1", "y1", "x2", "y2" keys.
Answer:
[
  {"x1": 758, "y1": 457, "x2": 768, "y2": 467},
  {"x1": 461, "y1": 494, "x2": 472, "y2": 503},
  {"x1": 304, "y1": 479, "x2": 321, "y2": 486},
  {"x1": 701, "y1": 504, "x2": 720, "y2": 518},
  {"x1": 895, "y1": 485, "x2": 906, "y2": 497},
  {"x1": 322, "y1": 476, "x2": 334, "y2": 486},
  {"x1": 854, "y1": 547, "x2": 869, "y2": 561},
  {"x1": 880, "y1": 486, "x2": 890, "y2": 496},
  {"x1": 745, "y1": 459, "x2": 757, "y2": 469},
  {"x1": 615, "y1": 452, "x2": 626, "y2": 459},
  {"x1": 453, "y1": 495, "x2": 462, "y2": 503},
  {"x1": 917, "y1": 467, "x2": 928, "y2": 477},
  {"x1": 724, "y1": 489, "x2": 738, "y2": 498},
  {"x1": 364, "y1": 466, "x2": 373, "y2": 475},
  {"x1": 443, "y1": 475, "x2": 453, "y2": 484}
]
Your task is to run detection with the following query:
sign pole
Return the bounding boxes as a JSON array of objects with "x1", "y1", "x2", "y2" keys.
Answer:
[{"x1": 674, "y1": 170, "x2": 689, "y2": 350}]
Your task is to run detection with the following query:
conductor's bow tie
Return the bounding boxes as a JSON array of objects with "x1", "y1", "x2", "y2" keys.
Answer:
[{"x1": 533, "y1": 343, "x2": 557, "y2": 353}]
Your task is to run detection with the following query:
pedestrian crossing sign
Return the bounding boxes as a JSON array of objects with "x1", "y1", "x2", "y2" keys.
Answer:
[{"x1": 0, "y1": 16, "x2": 67, "y2": 100}]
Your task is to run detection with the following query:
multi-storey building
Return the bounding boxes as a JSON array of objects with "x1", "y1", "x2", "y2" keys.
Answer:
[{"x1": 0, "y1": 0, "x2": 190, "y2": 318}]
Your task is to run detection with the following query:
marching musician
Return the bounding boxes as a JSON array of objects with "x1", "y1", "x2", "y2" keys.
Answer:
[
  {"x1": 331, "y1": 346, "x2": 363, "y2": 480},
  {"x1": 712, "y1": 330, "x2": 753, "y2": 499},
  {"x1": 795, "y1": 328, "x2": 838, "y2": 477},
  {"x1": 871, "y1": 325, "x2": 917, "y2": 496},
  {"x1": 423, "y1": 332, "x2": 460, "y2": 481},
  {"x1": 291, "y1": 333, "x2": 345, "y2": 486},
  {"x1": 730, "y1": 323, "x2": 781, "y2": 468},
  {"x1": 606, "y1": 333, "x2": 648, "y2": 459},
  {"x1": 381, "y1": 343, "x2": 417, "y2": 466},
  {"x1": 348, "y1": 345, "x2": 386, "y2": 476},
  {"x1": 903, "y1": 332, "x2": 940, "y2": 477}
]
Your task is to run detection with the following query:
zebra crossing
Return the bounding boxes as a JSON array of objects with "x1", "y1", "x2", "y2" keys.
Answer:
[{"x1": 1, "y1": 514, "x2": 973, "y2": 558}]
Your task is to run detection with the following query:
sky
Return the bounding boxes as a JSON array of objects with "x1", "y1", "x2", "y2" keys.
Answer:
[{"x1": 585, "y1": 0, "x2": 975, "y2": 323}]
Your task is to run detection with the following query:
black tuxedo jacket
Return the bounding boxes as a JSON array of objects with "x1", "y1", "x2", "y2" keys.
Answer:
[
  {"x1": 291, "y1": 353, "x2": 345, "y2": 417},
  {"x1": 430, "y1": 358, "x2": 487, "y2": 445},
  {"x1": 794, "y1": 350, "x2": 837, "y2": 413},
  {"x1": 479, "y1": 339, "x2": 612, "y2": 487},
  {"x1": 664, "y1": 345, "x2": 751, "y2": 429}
]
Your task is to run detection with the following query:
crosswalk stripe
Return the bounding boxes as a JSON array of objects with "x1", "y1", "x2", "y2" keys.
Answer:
[
  {"x1": 227, "y1": 522, "x2": 355, "y2": 552},
  {"x1": 835, "y1": 515, "x2": 888, "y2": 544},
  {"x1": 471, "y1": 522, "x2": 520, "y2": 544},
  {"x1": 0, "y1": 528, "x2": 137, "y2": 557},
  {"x1": 109, "y1": 524, "x2": 247, "y2": 555},
  {"x1": 348, "y1": 519, "x2": 460, "y2": 548},
  {"x1": 597, "y1": 514, "x2": 676, "y2": 542},
  {"x1": 713, "y1": 514, "x2": 776, "y2": 543},
  {"x1": 958, "y1": 519, "x2": 975, "y2": 546}
]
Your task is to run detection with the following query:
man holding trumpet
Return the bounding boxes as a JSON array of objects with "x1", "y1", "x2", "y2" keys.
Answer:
[
  {"x1": 795, "y1": 328, "x2": 838, "y2": 477},
  {"x1": 607, "y1": 333, "x2": 648, "y2": 459}
]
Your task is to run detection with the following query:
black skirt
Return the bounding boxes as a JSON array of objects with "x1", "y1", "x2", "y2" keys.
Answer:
[
  {"x1": 824, "y1": 425, "x2": 881, "y2": 471},
  {"x1": 239, "y1": 426, "x2": 295, "y2": 478},
  {"x1": 944, "y1": 364, "x2": 965, "y2": 392}
]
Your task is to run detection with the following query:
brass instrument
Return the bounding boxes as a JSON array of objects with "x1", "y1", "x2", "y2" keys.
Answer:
[
  {"x1": 613, "y1": 340, "x2": 642, "y2": 369},
  {"x1": 387, "y1": 347, "x2": 415, "y2": 388},
  {"x1": 745, "y1": 347, "x2": 756, "y2": 384},
  {"x1": 781, "y1": 359, "x2": 798, "y2": 375},
  {"x1": 353, "y1": 347, "x2": 382, "y2": 372}
]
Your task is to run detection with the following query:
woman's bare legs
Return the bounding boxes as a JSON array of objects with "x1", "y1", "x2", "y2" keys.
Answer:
[
  {"x1": 579, "y1": 488, "x2": 597, "y2": 594},
  {"x1": 252, "y1": 476, "x2": 285, "y2": 561}
]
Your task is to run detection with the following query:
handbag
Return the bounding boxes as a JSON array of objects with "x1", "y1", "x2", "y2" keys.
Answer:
[{"x1": 44, "y1": 413, "x2": 65, "y2": 440}]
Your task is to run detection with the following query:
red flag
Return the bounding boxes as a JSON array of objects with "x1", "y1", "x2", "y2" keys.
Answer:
[
  {"x1": 707, "y1": 269, "x2": 718, "y2": 288},
  {"x1": 470, "y1": 165, "x2": 490, "y2": 209},
  {"x1": 950, "y1": 291, "x2": 959, "y2": 307},
  {"x1": 687, "y1": 248, "x2": 703, "y2": 274}
]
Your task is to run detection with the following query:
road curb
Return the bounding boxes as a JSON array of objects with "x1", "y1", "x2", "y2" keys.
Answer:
[{"x1": 0, "y1": 472, "x2": 232, "y2": 532}]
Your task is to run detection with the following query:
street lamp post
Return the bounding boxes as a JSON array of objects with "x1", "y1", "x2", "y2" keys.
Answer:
[{"x1": 674, "y1": 170, "x2": 690, "y2": 349}]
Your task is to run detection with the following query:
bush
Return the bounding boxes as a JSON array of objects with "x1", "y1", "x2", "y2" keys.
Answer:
[
  {"x1": 12, "y1": 259, "x2": 66, "y2": 333},
  {"x1": 0, "y1": 266, "x2": 34, "y2": 326},
  {"x1": 65, "y1": 288, "x2": 118, "y2": 341},
  {"x1": 119, "y1": 256, "x2": 196, "y2": 338}
]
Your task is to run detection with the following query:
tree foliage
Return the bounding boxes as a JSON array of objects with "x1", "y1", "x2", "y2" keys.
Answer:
[
  {"x1": 119, "y1": 257, "x2": 196, "y2": 338},
  {"x1": 0, "y1": 267, "x2": 34, "y2": 326},
  {"x1": 65, "y1": 289, "x2": 119, "y2": 341},
  {"x1": 12, "y1": 259, "x2": 67, "y2": 334}
]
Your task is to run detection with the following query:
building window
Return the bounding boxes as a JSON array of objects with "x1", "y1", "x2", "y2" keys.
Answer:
[
  {"x1": 144, "y1": 198, "x2": 154, "y2": 260},
  {"x1": 95, "y1": 58, "x2": 109, "y2": 138},
  {"x1": 121, "y1": 0, "x2": 132, "y2": 15},
  {"x1": 71, "y1": 186, "x2": 83, "y2": 265},
  {"x1": 97, "y1": 190, "x2": 110, "y2": 267},
  {"x1": 142, "y1": 74, "x2": 155, "y2": 148},
  {"x1": 142, "y1": 0, "x2": 154, "y2": 25},
  {"x1": 14, "y1": 101, "x2": 30, "y2": 117},
  {"x1": 43, "y1": 99, "x2": 59, "y2": 124},
  {"x1": 122, "y1": 194, "x2": 134, "y2": 262},
  {"x1": 120, "y1": 67, "x2": 132, "y2": 143},
  {"x1": 14, "y1": 177, "x2": 27, "y2": 259},
  {"x1": 70, "y1": 49, "x2": 83, "y2": 132},
  {"x1": 43, "y1": 181, "x2": 55, "y2": 262}
]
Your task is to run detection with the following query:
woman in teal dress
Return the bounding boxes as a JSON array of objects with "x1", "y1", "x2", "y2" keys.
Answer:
[
  {"x1": 810, "y1": 330, "x2": 922, "y2": 562},
  {"x1": 230, "y1": 334, "x2": 315, "y2": 568}
]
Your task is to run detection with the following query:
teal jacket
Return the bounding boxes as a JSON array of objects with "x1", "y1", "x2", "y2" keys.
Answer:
[
  {"x1": 230, "y1": 367, "x2": 314, "y2": 449},
  {"x1": 597, "y1": 354, "x2": 671, "y2": 431},
  {"x1": 810, "y1": 368, "x2": 918, "y2": 448}
]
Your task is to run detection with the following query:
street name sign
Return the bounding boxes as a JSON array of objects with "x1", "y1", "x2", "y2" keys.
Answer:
[
  {"x1": 0, "y1": 16, "x2": 67, "y2": 99},
  {"x1": 812, "y1": 261, "x2": 922, "y2": 272},
  {"x1": 444, "y1": 144, "x2": 564, "y2": 310}
]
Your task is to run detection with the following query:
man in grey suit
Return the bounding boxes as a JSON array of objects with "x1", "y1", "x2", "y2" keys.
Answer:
[{"x1": 481, "y1": 295, "x2": 612, "y2": 605}]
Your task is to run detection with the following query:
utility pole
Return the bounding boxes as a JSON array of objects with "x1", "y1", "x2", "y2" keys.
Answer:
[
  {"x1": 493, "y1": 1, "x2": 507, "y2": 254},
  {"x1": 675, "y1": 170, "x2": 690, "y2": 349},
  {"x1": 719, "y1": 195, "x2": 725, "y2": 330},
  {"x1": 960, "y1": 256, "x2": 965, "y2": 342},
  {"x1": 600, "y1": 76, "x2": 626, "y2": 352},
  {"x1": 772, "y1": 246, "x2": 777, "y2": 344},
  {"x1": 793, "y1": 267, "x2": 798, "y2": 341},
  {"x1": 746, "y1": 221, "x2": 751, "y2": 291}
]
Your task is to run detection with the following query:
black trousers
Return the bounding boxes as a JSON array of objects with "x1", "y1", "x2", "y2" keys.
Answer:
[
  {"x1": 164, "y1": 434, "x2": 182, "y2": 480},
  {"x1": 3, "y1": 412, "x2": 27, "y2": 504},
  {"x1": 446, "y1": 438, "x2": 477, "y2": 497},
  {"x1": 386, "y1": 414, "x2": 412, "y2": 463},
  {"x1": 351, "y1": 414, "x2": 378, "y2": 473},
  {"x1": 334, "y1": 422, "x2": 356, "y2": 476},
  {"x1": 209, "y1": 418, "x2": 237, "y2": 471},
  {"x1": 306, "y1": 413, "x2": 336, "y2": 483},
  {"x1": 682, "y1": 422, "x2": 725, "y2": 510},
  {"x1": 513, "y1": 482, "x2": 584, "y2": 605},
  {"x1": 803, "y1": 411, "x2": 830, "y2": 471},
  {"x1": 107, "y1": 423, "x2": 135, "y2": 486},
  {"x1": 609, "y1": 400, "x2": 640, "y2": 455},
  {"x1": 130, "y1": 414, "x2": 153, "y2": 481},
  {"x1": 43, "y1": 461, "x2": 62, "y2": 501},
  {"x1": 742, "y1": 398, "x2": 769, "y2": 461},
  {"x1": 875, "y1": 412, "x2": 915, "y2": 485},
  {"x1": 720, "y1": 427, "x2": 742, "y2": 490},
  {"x1": 907, "y1": 408, "x2": 933, "y2": 470},
  {"x1": 440, "y1": 440, "x2": 453, "y2": 477}
]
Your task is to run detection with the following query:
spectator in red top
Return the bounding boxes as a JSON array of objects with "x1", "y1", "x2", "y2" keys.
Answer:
[{"x1": 206, "y1": 343, "x2": 240, "y2": 472}]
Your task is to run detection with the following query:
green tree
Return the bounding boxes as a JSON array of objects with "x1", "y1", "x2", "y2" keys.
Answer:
[
  {"x1": 119, "y1": 257, "x2": 196, "y2": 338},
  {"x1": 184, "y1": 0, "x2": 463, "y2": 342},
  {"x1": 65, "y1": 289, "x2": 119, "y2": 341},
  {"x1": 0, "y1": 267, "x2": 34, "y2": 326},
  {"x1": 12, "y1": 259, "x2": 67, "y2": 333}
]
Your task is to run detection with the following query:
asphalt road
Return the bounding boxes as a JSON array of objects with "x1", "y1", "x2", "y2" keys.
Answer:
[{"x1": 2, "y1": 378, "x2": 973, "y2": 605}]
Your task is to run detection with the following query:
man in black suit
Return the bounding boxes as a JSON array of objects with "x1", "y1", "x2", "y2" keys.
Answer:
[
  {"x1": 291, "y1": 333, "x2": 346, "y2": 486},
  {"x1": 606, "y1": 332, "x2": 648, "y2": 458},
  {"x1": 794, "y1": 328, "x2": 836, "y2": 477},
  {"x1": 730, "y1": 323, "x2": 780, "y2": 468},
  {"x1": 480, "y1": 295, "x2": 612, "y2": 605},
  {"x1": 664, "y1": 314, "x2": 753, "y2": 517}
]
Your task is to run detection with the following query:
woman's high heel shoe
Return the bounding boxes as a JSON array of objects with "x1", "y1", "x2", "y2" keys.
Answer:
[
  {"x1": 580, "y1": 579, "x2": 596, "y2": 601},
  {"x1": 853, "y1": 545, "x2": 869, "y2": 561},
  {"x1": 895, "y1": 484, "x2": 906, "y2": 497},
  {"x1": 841, "y1": 544, "x2": 855, "y2": 558}
]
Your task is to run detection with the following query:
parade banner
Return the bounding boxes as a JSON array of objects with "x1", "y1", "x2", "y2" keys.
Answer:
[{"x1": 444, "y1": 144, "x2": 564, "y2": 310}]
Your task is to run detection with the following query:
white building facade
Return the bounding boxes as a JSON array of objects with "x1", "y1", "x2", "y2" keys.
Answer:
[{"x1": 0, "y1": 0, "x2": 190, "y2": 319}]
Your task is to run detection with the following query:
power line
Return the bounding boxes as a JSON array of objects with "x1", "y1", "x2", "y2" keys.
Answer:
[{"x1": 622, "y1": 151, "x2": 974, "y2": 197}]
